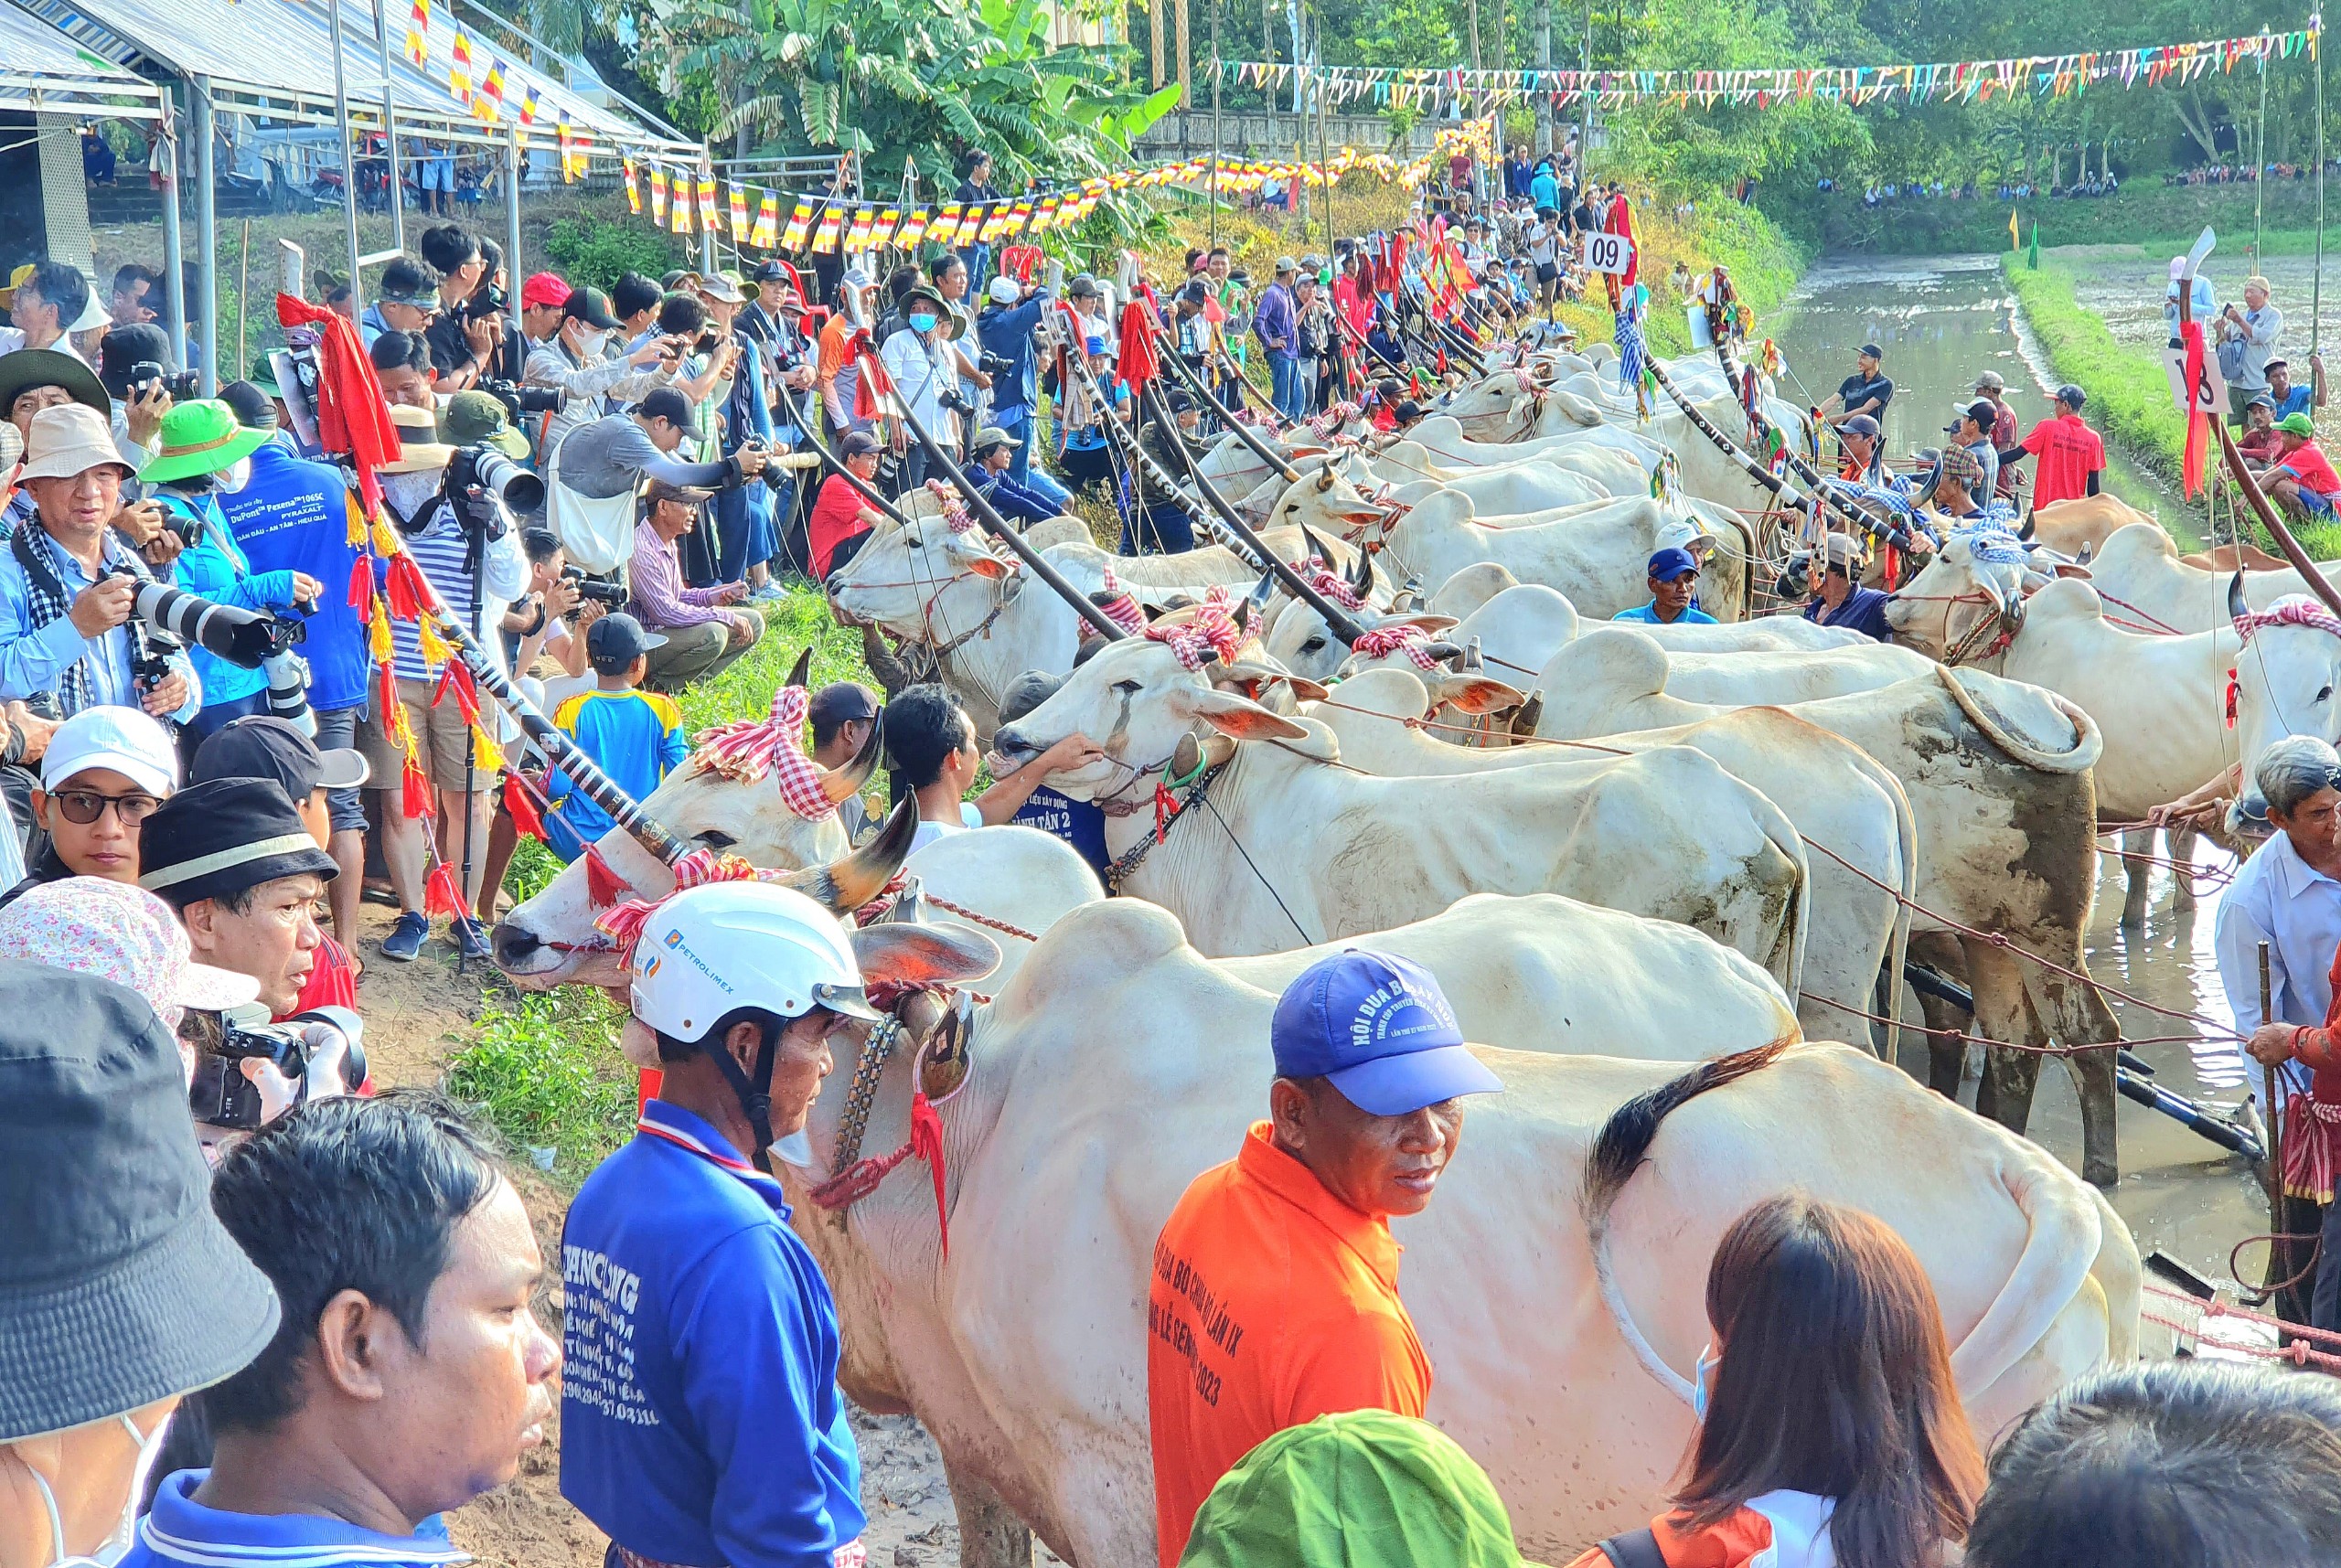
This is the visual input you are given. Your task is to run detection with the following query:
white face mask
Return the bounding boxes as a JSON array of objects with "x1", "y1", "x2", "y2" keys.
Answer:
[
  {"x1": 769, "y1": 1127, "x2": 815, "y2": 1169},
  {"x1": 30, "y1": 1409, "x2": 167, "y2": 1568},
  {"x1": 217, "y1": 456, "x2": 252, "y2": 495},
  {"x1": 576, "y1": 326, "x2": 610, "y2": 356}
]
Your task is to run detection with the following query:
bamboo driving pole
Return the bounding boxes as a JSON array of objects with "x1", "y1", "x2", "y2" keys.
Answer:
[{"x1": 2317, "y1": 12, "x2": 2326, "y2": 357}]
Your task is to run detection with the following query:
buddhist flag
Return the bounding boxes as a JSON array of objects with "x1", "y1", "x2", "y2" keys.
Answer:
[
  {"x1": 622, "y1": 155, "x2": 640, "y2": 212},
  {"x1": 672, "y1": 176, "x2": 694, "y2": 235},
  {"x1": 474, "y1": 59, "x2": 506, "y2": 123},
  {"x1": 562, "y1": 125, "x2": 592, "y2": 183},
  {"x1": 405, "y1": 0, "x2": 428, "y2": 66},
  {"x1": 779, "y1": 197, "x2": 814, "y2": 251},
  {"x1": 697, "y1": 176, "x2": 720, "y2": 233},
  {"x1": 1006, "y1": 198, "x2": 1033, "y2": 237},
  {"x1": 450, "y1": 28, "x2": 473, "y2": 101},
  {"x1": 893, "y1": 207, "x2": 931, "y2": 251},
  {"x1": 811, "y1": 201, "x2": 845, "y2": 253},
  {"x1": 928, "y1": 204, "x2": 961, "y2": 250},
  {"x1": 751, "y1": 192, "x2": 780, "y2": 250},
  {"x1": 648, "y1": 167, "x2": 668, "y2": 226},
  {"x1": 1030, "y1": 194, "x2": 1061, "y2": 232},
  {"x1": 516, "y1": 85, "x2": 539, "y2": 129},
  {"x1": 872, "y1": 208, "x2": 901, "y2": 249},
  {"x1": 729, "y1": 183, "x2": 751, "y2": 241},
  {"x1": 845, "y1": 205, "x2": 875, "y2": 251},
  {"x1": 954, "y1": 206, "x2": 984, "y2": 245}
]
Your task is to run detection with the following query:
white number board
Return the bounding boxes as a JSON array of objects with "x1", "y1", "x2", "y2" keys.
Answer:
[{"x1": 1581, "y1": 231, "x2": 1635, "y2": 276}]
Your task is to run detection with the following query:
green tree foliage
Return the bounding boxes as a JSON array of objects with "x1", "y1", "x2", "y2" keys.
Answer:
[{"x1": 652, "y1": 0, "x2": 1182, "y2": 184}]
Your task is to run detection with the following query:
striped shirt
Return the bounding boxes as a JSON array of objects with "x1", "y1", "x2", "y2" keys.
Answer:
[{"x1": 387, "y1": 504, "x2": 531, "y2": 684}]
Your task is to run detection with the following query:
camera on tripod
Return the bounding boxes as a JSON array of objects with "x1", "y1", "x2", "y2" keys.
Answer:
[
  {"x1": 475, "y1": 378, "x2": 562, "y2": 420},
  {"x1": 559, "y1": 566, "x2": 628, "y2": 606}
]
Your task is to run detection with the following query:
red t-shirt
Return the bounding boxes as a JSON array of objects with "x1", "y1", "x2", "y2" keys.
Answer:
[
  {"x1": 807, "y1": 472, "x2": 871, "y2": 581},
  {"x1": 2279, "y1": 438, "x2": 2341, "y2": 497},
  {"x1": 2018, "y1": 413, "x2": 2107, "y2": 507},
  {"x1": 283, "y1": 934, "x2": 358, "y2": 1019}
]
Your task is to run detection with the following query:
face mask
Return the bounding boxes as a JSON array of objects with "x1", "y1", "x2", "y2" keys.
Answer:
[
  {"x1": 1691, "y1": 1343, "x2": 1718, "y2": 1423},
  {"x1": 769, "y1": 1127, "x2": 815, "y2": 1168},
  {"x1": 217, "y1": 457, "x2": 251, "y2": 494},
  {"x1": 30, "y1": 1409, "x2": 166, "y2": 1568},
  {"x1": 577, "y1": 327, "x2": 610, "y2": 356},
  {"x1": 908, "y1": 313, "x2": 939, "y2": 334}
]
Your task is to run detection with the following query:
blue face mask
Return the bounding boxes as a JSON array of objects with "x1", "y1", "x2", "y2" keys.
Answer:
[
  {"x1": 909, "y1": 313, "x2": 939, "y2": 333},
  {"x1": 1692, "y1": 1342, "x2": 1718, "y2": 1422}
]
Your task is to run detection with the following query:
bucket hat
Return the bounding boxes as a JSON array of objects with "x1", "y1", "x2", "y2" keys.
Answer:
[
  {"x1": 379, "y1": 402, "x2": 454, "y2": 474},
  {"x1": 438, "y1": 389, "x2": 530, "y2": 459},
  {"x1": 0, "y1": 347, "x2": 109, "y2": 423},
  {"x1": 139, "y1": 399, "x2": 272, "y2": 485},
  {"x1": 18, "y1": 402, "x2": 133, "y2": 483},
  {"x1": 0, "y1": 876, "x2": 260, "y2": 1033},
  {"x1": 0, "y1": 958, "x2": 281, "y2": 1441}
]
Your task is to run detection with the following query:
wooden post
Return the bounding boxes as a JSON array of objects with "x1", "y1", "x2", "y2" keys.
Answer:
[
  {"x1": 1176, "y1": 0, "x2": 1192, "y2": 111},
  {"x1": 1150, "y1": 0, "x2": 1165, "y2": 91},
  {"x1": 1210, "y1": 19, "x2": 1223, "y2": 254}
]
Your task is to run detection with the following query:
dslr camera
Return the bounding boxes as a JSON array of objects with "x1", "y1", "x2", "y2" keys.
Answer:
[
  {"x1": 560, "y1": 566, "x2": 628, "y2": 606},
  {"x1": 475, "y1": 377, "x2": 562, "y2": 419},
  {"x1": 114, "y1": 573, "x2": 303, "y2": 669},
  {"x1": 464, "y1": 283, "x2": 509, "y2": 320},
  {"x1": 128, "y1": 360, "x2": 200, "y2": 401},
  {"x1": 939, "y1": 388, "x2": 977, "y2": 418},
  {"x1": 978, "y1": 349, "x2": 1012, "y2": 377},
  {"x1": 188, "y1": 1005, "x2": 369, "y2": 1129}
]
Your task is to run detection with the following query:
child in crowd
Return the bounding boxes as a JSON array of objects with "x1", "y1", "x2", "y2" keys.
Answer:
[{"x1": 544, "y1": 613, "x2": 689, "y2": 862}]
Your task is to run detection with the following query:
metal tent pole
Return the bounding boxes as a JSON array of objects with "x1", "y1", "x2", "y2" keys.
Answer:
[
  {"x1": 1210, "y1": 19, "x2": 1222, "y2": 255},
  {"x1": 506, "y1": 123, "x2": 524, "y2": 358},
  {"x1": 700, "y1": 150, "x2": 717, "y2": 272},
  {"x1": 2318, "y1": 12, "x2": 2327, "y2": 357},
  {"x1": 2257, "y1": 43, "x2": 2271, "y2": 268},
  {"x1": 369, "y1": 0, "x2": 407, "y2": 249},
  {"x1": 327, "y1": 0, "x2": 367, "y2": 313},
  {"x1": 159, "y1": 94, "x2": 188, "y2": 368},
  {"x1": 191, "y1": 76, "x2": 219, "y2": 396}
]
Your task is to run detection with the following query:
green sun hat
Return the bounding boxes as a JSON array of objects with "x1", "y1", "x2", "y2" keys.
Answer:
[
  {"x1": 1179, "y1": 1411, "x2": 1545, "y2": 1568},
  {"x1": 2279, "y1": 411, "x2": 2318, "y2": 438},
  {"x1": 247, "y1": 354, "x2": 283, "y2": 399},
  {"x1": 139, "y1": 398, "x2": 271, "y2": 485},
  {"x1": 437, "y1": 389, "x2": 531, "y2": 459}
]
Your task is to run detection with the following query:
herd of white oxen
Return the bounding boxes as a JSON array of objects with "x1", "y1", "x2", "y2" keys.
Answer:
[{"x1": 483, "y1": 342, "x2": 2341, "y2": 1565}]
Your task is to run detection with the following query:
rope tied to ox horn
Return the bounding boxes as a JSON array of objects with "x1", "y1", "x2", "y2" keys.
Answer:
[
  {"x1": 1144, "y1": 585, "x2": 1245, "y2": 672},
  {"x1": 1351, "y1": 624, "x2": 1443, "y2": 672}
]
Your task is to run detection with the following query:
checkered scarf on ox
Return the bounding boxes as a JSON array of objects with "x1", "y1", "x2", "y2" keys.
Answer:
[
  {"x1": 2227, "y1": 594, "x2": 2341, "y2": 727},
  {"x1": 1145, "y1": 587, "x2": 1246, "y2": 671},
  {"x1": 691, "y1": 686, "x2": 839, "y2": 821}
]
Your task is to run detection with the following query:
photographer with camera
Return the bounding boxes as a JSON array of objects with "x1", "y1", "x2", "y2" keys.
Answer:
[
  {"x1": 526, "y1": 283, "x2": 682, "y2": 466},
  {"x1": 358, "y1": 405, "x2": 527, "y2": 964},
  {"x1": 357, "y1": 258, "x2": 437, "y2": 352},
  {"x1": 417, "y1": 225, "x2": 501, "y2": 395},
  {"x1": 368, "y1": 328, "x2": 436, "y2": 411},
  {"x1": 977, "y1": 271, "x2": 1056, "y2": 493},
  {"x1": 550, "y1": 385, "x2": 771, "y2": 583},
  {"x1": 140, "y1": 775, "x2": 337, "y2": 1019},
  {"x1": 96, "y1": 323, "x2": 186, "y2": 471},
  {"x1": 0, "y1": 404, "x2": 198, "y2": 724},
  {"x1": 501, "y1": 528, "x2": 601, "y2": 686},
  {"x1": 686, "y1": 272, "x2": 794, "y2": 597},
  {"x1": 140, "y1": 402, "x2": 320, "y2": 746},
  {"x1": 878, "y1": 282, "x2": 973, "y2": 493},
  {"x1": 610, "y1": 272, "x2": 664, "y2": 349}
]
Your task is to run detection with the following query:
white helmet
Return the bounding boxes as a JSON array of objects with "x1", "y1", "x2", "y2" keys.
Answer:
[{"x1": 628, "y1": 881, "x2": 880, "y2": 1045}]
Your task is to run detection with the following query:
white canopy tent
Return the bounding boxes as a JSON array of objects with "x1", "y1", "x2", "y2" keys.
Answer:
[{"x1": 0, "y1": 3, "x2": 162, "y2": 118}]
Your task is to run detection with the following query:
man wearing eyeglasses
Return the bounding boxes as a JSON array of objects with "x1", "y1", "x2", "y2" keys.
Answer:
[{"x1": 1, "y1": 704, "x2": 177, "y2": 906}]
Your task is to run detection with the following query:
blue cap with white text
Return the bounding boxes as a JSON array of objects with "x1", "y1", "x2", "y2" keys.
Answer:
[{"x1": 1270, "y1": 949, "x2": 1502, "y2": 1116}]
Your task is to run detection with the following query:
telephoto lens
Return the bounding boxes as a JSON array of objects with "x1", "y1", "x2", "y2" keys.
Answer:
[
  {"x1": 262, "y1": 648, "x2": 315, "y2": 735},
  {"x1": 448, "y1": 444, "x2": 545, "y2": 516},
  {"x1": 123, "y1": 578, "x2": 293, "y2": 668}
]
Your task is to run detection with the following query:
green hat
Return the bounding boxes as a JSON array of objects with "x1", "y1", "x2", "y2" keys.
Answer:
[
  {"x1": 438, "y1": 389, "x2": 531, "y2": 459},
  {"x1": 2280, "y1": 411, "x2": 2318, "y2": 438},
  {"x1": 1179, "y1": 1411, "x2": 1539, "y2": 1568},
  {"x1": 138, "y1": 398, "x2": 271, "y2": 485},
  {"x1": 247, "y1": 354, "x2": 282, "y2": 398}
]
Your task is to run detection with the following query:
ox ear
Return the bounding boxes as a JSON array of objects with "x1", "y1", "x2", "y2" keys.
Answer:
[
  {"x1": 785, "y1": 645, "x2": 814, "y2": 690},
  {"x1": 850, "y1": 922, "x2": 1002, "y2": 996},
  {"x1": 1390, "y1": 613, "x2": 1459, "y2": 634},
  {"x1": 1426, "y1": 673, "x2": 1525, "y2": 714},
  {"x1": 950, "y1": 538, "x2": 1013, "y2": 579},
  {"x1": 1182, "y1": 685, "x2": 1310, "y2": 741},
  {"x1": 780, "y1": 795, "x2": 917, "y2": 912},
  {"x1": 2229, "y1": 567, "x2": 2250, "y2": 625},
  {"x1": 1216, "y1": 660, "x2": 1329, "y2": 703}
]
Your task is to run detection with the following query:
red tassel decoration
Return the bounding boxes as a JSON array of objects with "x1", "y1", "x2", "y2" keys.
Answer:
[
  {"x1": 910, "y1": 1091, "x2": 950, "y2": 1259},
  {"x1": 433, "y1": 659, "x2": 481, "y2": 723},
  {"x1": 401, "y1": 756, "x2": 433, "y2": 820},
  {"x1": 347, "y1": 553, "x2": 377, "y2": 614},
  {"x1": 503, "y1": 773, "x2": 545, "y2": 839},
  {"x1": 385, "y1": 552, "x2": 429, "y2": 621},
  {"x1": 424, "y1": 860, "x2": 473, "y2": 920},
  {"x1": 583, "y1": 843, "x2": 628, "y2": 909}
]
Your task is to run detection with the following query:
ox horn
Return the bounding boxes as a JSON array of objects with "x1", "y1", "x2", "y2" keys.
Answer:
[
  {"x1": 2229, "y1": 566, "x2": 2250, "y2": 626},
  {"x1": 1299, "y1": 523, "x2": 1334, "y2": 568},
  {"x1": 1314, "y1": 464, "x2": 1339, "y2": 494},
  {"x1": 1231, "y1": 597, "x2": 1252, "y2": 634},
  {"x1": 781, "y1": 795, "x2": 919, "y2": 914},
  {"x1": 820, "y1": 709, "x2": 886, "y2": 805},
  {"x1": 1351, "y1": 547, "x2": 1377, "y2": 602},
  {"x1": 1511, "y1": 689, "x2": 1545, "y2": 739},
  {"x1": 785, "y1": 645, "x2": 814, "y2": 690},
  {"x1": 1463, "y1": 635, "x2": 1483, "y2": 672}
]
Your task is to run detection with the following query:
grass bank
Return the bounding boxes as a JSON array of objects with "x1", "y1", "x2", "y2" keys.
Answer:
[
  {"x1": 445, "y1": 585, "x2": 878, "y2": 1188},
  {"x1": 1778, "y1": 178, "x2": 2332, "y2": 258},
  {"x1": 2002, "y1": 254, "x2": 2341, "y2": 558}
]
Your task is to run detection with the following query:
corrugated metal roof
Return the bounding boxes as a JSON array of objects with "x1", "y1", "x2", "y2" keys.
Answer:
[
  {"x1": 16, "y1": 0, "x2": 695, "y2": 154},
  {"x1": 0, "y1": 2, "x2": 163, "y2": 115}
]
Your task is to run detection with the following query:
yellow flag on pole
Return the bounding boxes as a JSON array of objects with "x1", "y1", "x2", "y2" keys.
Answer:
[{"x1": 2008, "y1": 207, "x2": 2021, "y2": 251}]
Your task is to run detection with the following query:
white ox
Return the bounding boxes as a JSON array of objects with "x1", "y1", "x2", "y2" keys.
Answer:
[
  {"x1": 1309, "y1": 667, "x2": 1911, "y2": 1051},
  {"x1": 1887, "y1": 534, "x2": 2239, "y2": 925},
  {"x1": 1533, "y1": 627, "x2": 2124, "y2": 1184},
  {"x1": 2074, "y1": 521, "x2": 2341, "y2": 633},
  {"x1": 989, "y1": 633, "x2": 1812, "y2": 980},
  {"x1": 792, "y1": 899, "x2": 2140, "y2": 1567}
]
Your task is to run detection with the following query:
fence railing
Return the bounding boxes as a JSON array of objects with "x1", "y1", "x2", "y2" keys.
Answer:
[{"x1": 1133, "y1": 109, "x2": 1434, "y2": 159}]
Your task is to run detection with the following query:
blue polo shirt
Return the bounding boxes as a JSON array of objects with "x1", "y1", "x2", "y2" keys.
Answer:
[
  {"x1": 122, "y1": 1470, "x2": 468, "y2": 1568},
  {"x1": 1613, "y1": 602, "x2": 1717, "y2": 625},
  {"x1": 561, "y1": 1101, "x2": 865, "y2": 1568},
  {"x1": 1804, "y1": 583, "x2": 1897, "y2": 642}
]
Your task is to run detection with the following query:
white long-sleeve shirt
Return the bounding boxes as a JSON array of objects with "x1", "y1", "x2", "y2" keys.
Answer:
[{"x1": 2213, "y1": 828, "x2": 2341, "y2": 1105}]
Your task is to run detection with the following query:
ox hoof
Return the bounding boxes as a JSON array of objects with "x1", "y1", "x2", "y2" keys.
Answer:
[{"x1": 2083, "y1": 1157, "x2": 2119, "y2": 1189}]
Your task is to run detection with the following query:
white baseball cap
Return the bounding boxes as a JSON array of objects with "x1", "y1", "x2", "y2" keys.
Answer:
[
  {"x1": 41, "y1": 706, "x2": 180, "y2": 798},
  {"x1": 987, "y1": 275, "x2": 1021, "y2": 305}
]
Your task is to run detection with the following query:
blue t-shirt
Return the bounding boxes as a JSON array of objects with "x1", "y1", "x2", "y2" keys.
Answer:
[
  {"x1": 561, "y1": 1102, "x2": 866, "y2": 1568},
  {"x1": 122, "y1": 1470, "x2": 467, "y2": 1568},
  {"x1": 1804, "y1": 584, "x2": 1897, "y2": 642},
  {"x1": 2274, "y1": 383, "x2": 2315, "y2": 420},
  {"x1": 220, "y1": 447, "x2": 368, "y2": 712},
  {"x1": 546, "y1": 688, "x2": 689, "y2": 859},
  {"x1": 1010, "y1": 784, "x2": 1110, "y2": 874},
  {"x1": 1613, "y1": 602, "x2": 1718, "y2": 625},
  {"x1": 1530, "y1": 170, "x2": 1561, "y2": 211}
]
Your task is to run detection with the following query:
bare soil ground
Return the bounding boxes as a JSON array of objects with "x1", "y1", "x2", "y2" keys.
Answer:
[{"x1": 348, "y1": 901, "x2": 982, "y2": 1568}]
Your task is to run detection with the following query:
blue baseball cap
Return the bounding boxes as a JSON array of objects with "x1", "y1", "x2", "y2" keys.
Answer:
[
  {"x1": 1646, "y1": 546, "x2": 1699, "y2": 582},
  {"x1": 1270, "y1": 950, "x2": 1502, "y2": 1116}
]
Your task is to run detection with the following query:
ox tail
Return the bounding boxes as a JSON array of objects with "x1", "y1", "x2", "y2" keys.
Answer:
[
  {"x1": 1934, "y1": 667, "x2": 2106, "y2": 774},
  {"x1": 1944, "y1": 1137, "x2": 2108, "y2": 1401},
  {"x1": 1581, "y1": 1043, "x2": 1795, "y2": 1403}
]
